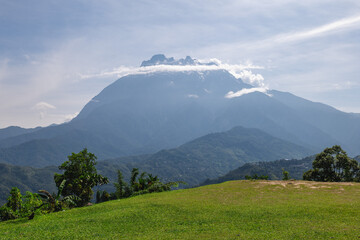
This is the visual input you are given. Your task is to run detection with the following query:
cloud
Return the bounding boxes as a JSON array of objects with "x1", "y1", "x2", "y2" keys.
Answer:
[
  {"x1": 32, "y1": 102, "x2": 56, "y2": 110},
  {"x1": 32, "y1": 102, "x2": 56, "y2": 120},
  {"x1": 81, "y1": 59, "x2": 266, "y2": 87},
  {"x1": 187, "y1": 94, "x2": 199, "y2": 98},
  {"x1": 273, "y1": 15, "x2": 360, "y2": 43},
  {"x1": 63, "y1": 112, "x2": 79, "y2": 122},
  {"x1": 232, "y1": 70, "x2": 265, "y2": 87},
  {"x1": 225, "y1": 87, "x2": 269, "y2": 98}
]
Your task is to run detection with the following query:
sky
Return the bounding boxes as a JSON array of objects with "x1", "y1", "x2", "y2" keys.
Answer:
[{"x1": 1, "y1": 0, "x2": 360, "y2": 128}]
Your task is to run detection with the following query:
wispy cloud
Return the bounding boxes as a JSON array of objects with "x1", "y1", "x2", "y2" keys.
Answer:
[
  {"x1": 80, "y1": 60, "x2": 266, "y2": 87},
  {"x1": 273, "y1": 15, "x2": 360, "y2": 43},
  {"x1": 32, "y1": 102, "x2": 56, "y2": 110},
  {"x1": 187, "y1": 94, "x2": 199, "y2": 98},
  {"x1": 225, "y1": 87, "x2": 269, "y2": 98},
  {"x1": 32, "y1": 102, "x2": 56, "y2": 119}
]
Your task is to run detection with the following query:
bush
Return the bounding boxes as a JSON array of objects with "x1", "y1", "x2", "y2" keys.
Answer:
[
  {"x1": 282, "y1": 168, "x2": 290, "y2": 180},
  {"x1": 0, "y1": 188, "x2": 43, "y2": 222}
]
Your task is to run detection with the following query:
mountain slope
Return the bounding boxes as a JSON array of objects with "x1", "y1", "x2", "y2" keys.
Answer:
[
  {"x1": 0, "y1": 163, "x2": 59, "y2": 205},
  {"x1": 202, "y1": 154, "x2": 360, "y2": 186},
  {"x1": 0, "y1": 126, "x2": 41, "y2": 141},
  {"x1": 202, "y1": 156, "x2": 314, "y2": 185},
  {"x1": 0, "y1": 55, "x2": 359, "y2": 167},
  {"x1": 0, "y1": 126, "x2": 312, "y2": 204},
  {"x1": 270, "y1": 90, "x2": 360, "y2": 155},
  {"x1": 101, "y1": 126, "x2": 312, "y2": 186}
]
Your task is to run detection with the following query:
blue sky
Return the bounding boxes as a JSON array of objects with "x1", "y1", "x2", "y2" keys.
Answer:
[{"x1": 1, "y1": 0, "x2": 360, "y2": 128}]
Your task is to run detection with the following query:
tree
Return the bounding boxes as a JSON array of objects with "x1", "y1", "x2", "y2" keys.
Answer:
[
  {"x1": 0, "y1": 188, "x2": 43, "y2": 221},
  {"x1": 114, "y1": 169, "x2": 127, "y2": 199},
  {"x1": 282, "y1": 168, "x2": 290, "y2": 180},
  {"x1": 54, "y1": 148, "x2": 109, "y2": 207},
  {"x1": 303, "y1": 145, "x2": 360, "y2": 182},
  {"x1": 112, "y1": 168, "x2": 185, "y2": 199}
]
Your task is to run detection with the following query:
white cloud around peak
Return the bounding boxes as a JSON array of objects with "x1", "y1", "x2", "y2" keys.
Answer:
[
  {"x1": 225, "y1": 87, "x2": 269, "y2": 98},
  {"x1": 81, "y1": 60, "x2": 266, "y2": 88}
]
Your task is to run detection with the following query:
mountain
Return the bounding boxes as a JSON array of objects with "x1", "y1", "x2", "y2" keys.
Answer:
[
  {"x1": 0, "y1": 54, "x2": 359, "y2": 167},
  {"x1": 269, "y1": 90, "x2": 360, "y2": 155},
  {"x1": 0, "y1": 126, "x2": 41, "y2": 141},
  {"x1": 201, "y1": 156, "x2": 315, "y2": 186},
  {"x1": 201, "y1": 154, "x2": 360, "y2": 186},
  {"x1": 0, "y1": 163, "x2": 59, "y2": 205},
  {"x1": 0, "y1": 126, "x2": 311, "y2": 204},
  {"x1": 100, "y1": 126, "x2": 312, "y2": 186}
]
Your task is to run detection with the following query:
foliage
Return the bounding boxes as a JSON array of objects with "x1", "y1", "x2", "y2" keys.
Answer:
[
  {"x1": 113, "y1": 169, "x2": 126, "y2": 199},
  {"x1": 54, "y1": 148, "x2": 109, "y2": 207},
  {"x1": 201, "y1": 156, "x2": 315, "y2": 186},
  {"x1": 0, "y1": 187, "x2": 43, "y2": 222},
  {"x1": 37, "y1": 179, "x2": 78, "y2": 212},
  {"x1": 245, "y1": 174, "x2": 269, "y2": 180},
  {"x1": 0, "y1": 163, "x2": 59, "y2": 206},
  {"x1": 112, "y1": 168, "x2": 184, "y2": 199},
  {"x1": 282, "y1": 168, "x2": 290, "y2": 180},
  {"x1": 95, "y1": 190, "x2": 111, "y2": 204},
  {"x1": 303, "y1": 145, "x2": 360, "y2": 182}
]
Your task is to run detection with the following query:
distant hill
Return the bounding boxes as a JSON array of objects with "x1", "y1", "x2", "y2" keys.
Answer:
[
  {"x1": 0, "y1": 126, "x2": 311, "y2": 204},
  {"x1": 99, "y1": 126, "x2": 312, "y2": 187},
  {"x1": 0, "y1": 126, "x2": 41, "y2": 141},
  {"x1": 0, "y1": 163, "x2": 59, "y2": 205},
  {"x1": 1, "y1": 55, "x2": 360, "y2": 167},
  {"x1": 201, "y1": 156, "x2": 314, "y2": 186},
  {"x1": 201, "y1": 155, "x2": 360, "y2": 186}
]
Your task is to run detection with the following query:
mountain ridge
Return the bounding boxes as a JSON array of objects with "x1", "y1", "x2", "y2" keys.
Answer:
[{"x1": 0, "y1": 55, "x2": 359, "y2": 167}]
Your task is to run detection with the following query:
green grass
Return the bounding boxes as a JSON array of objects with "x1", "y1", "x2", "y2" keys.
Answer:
[{"x1": 1, "y1": 180, "x2": 360, "y2": 239}]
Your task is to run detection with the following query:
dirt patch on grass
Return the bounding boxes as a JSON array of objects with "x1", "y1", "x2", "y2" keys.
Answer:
[{"x1": 253, "y1": 180, "x2": 358, "y2": 189}]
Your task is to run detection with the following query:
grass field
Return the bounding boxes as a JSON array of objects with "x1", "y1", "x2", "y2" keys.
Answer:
[{"x1": 1, "y1": 180, "x2": 360, "y2": 239}]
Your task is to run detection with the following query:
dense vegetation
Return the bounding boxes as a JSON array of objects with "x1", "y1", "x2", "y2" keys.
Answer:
[
  {"x1": 0, "y1": 126, "x2": 313, "y2": 205},
  {"x1": 303, "y1": 145, "x2": 360, "y2": 182},
  {"x1": 54, "y1": 149, "x2": 109, "y2": 206},
  {"x1": 1, "y1": 180, "x2": 359, "y2": 239},
  {"x1": 0, "y1": 149, "x2": 181, "y2": 222},
  {"x1": 102, "y1": 126, "x2": 312, "y2": 186},
  {"x1": 0, "y1": 163, "x2": 58, "y2": 205},
  {"x1": 201, "y1": 156, "x2": 315, "y2": 185}
]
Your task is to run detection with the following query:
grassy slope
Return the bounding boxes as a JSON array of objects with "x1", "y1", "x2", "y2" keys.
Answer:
[{"x1": 1, "y1": 180, "x2": 360, "y2": 239}]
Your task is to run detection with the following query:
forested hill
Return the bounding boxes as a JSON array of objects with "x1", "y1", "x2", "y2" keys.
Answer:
[
  {"x1": 201, "y1": 156, "x2": 315, "y2": 185},
  {"x1": 101, "y1": 126, "x2": 312, "y2": 186},
  {"x1": 0, "y1": 126, "x2": 312, "y2": 204},
  {"x1": 0, "y1": 163, "x2": 59, "y2": 205},
  {"x1": 201, "y1": 154, "x2": 360, "y2": 186}
]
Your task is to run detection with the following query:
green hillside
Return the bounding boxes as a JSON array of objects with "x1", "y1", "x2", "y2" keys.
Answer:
[
  {"x1": 0, "y1": 163, "x2": 59, "y2": 205},
  {"x1": 0, "y1": 125, "x2": 311, "y2": 205},
  {"x1": 202, "y1": 155, "x2": 360, "y2": 186},
  {"x1": 104, "y1": 126, "x2": 312, "y2": 186},
  {"x1": 202, "y1": 156, "x2": 315, "y2": 185},
  {"x1": 1, "y1": 180, "x2": 359, "y2": 239}
]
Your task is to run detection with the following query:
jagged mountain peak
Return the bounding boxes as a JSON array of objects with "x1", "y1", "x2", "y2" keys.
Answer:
[{"x1": 140, "y1": 54, "x2": 218, "y2": 67}]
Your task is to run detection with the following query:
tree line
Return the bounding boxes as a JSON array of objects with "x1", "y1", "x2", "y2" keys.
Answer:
[
  {"x1": 0, "y1": 148, "x2": 183, "y2": 222},
  {"x1": 1, "y1": 145, "x2": 359, "y2": 222}
]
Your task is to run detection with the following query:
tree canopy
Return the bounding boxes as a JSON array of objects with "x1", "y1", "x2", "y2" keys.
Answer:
[
  {"x1": 303, "y1": 145, "x2": 360, "y2": 182},
  {"x1": 54, "y1": 148, "x2": 108, "y2": 206}
]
